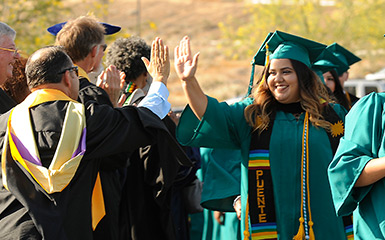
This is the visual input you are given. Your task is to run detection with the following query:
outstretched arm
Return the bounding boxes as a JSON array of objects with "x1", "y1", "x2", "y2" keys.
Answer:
[
  {"x1": 139, "y1": 37, "x2": 171, "y2": 119},
  {"x1": 354, "y1": 157, "x2": 385, "y2": 187},
  {"x1": 174, "y1": 36, "x2": 207, "y2": 120}
]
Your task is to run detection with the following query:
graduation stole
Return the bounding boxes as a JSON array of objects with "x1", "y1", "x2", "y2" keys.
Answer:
[
  {"x1": 1, "y1": 89, "x2": 105, "y2": 230},
  {"x1": 245, "y1": 104, "x2": 350, "y2": 240},
  {"x1": 122, "y1": 82, "x2": 138, "y2": 106},
  {"x1": 246, "y1": 113, "x2": 277, "y2": 240}
]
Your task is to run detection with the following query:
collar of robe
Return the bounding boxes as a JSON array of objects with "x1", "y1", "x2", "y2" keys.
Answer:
[
  {"x1": 276, "y1": 101, "x2": 304, "y2": 114},
  {"x1": 77, "y1": 65, "x2": 90, "y2": 82}
]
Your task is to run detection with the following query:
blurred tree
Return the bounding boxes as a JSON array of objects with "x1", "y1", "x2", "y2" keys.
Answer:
[
  {"x1": 0, "y1": 0, "x2": 71, "y2": 56},
  {"x1": 0, "y1": 0, "x2": 131, "y2": 59},
  {"x1": 218, "y1": 0, "x2": 385, "y2": 75}
]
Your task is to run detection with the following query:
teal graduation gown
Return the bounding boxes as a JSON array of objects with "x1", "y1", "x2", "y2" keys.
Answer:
[
  {"x1": 176, "y1": 96, "x2": 348, "y2": 240},
  {"x1": 199, "y1": 147, "x2": 241, "y2": 211},
  {"x1": 328, "y1": 92, "x2": 385, "y2": 239},
  {"x1": 199, "y1": 147, "x2": 242, "y2": 240}
]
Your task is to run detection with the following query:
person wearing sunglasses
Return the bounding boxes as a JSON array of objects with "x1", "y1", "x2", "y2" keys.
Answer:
[
  {"x1": 0, "y1": 22, "x2": 20, "y2": 113},
  {"x1": 0, "y1": 41, "x2": 191, "y2": 239}
]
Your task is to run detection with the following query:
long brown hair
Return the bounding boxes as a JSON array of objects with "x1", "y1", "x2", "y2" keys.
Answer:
[{"x1": 244, "y1": 59, "x2": 332, "y2": 132}]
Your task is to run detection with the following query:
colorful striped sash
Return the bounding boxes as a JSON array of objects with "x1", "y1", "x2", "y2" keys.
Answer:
[
  {"x1": 1, "y1": 89, "x2": 104, "y2": 230},
  {"x1": 248, "y1": 150, "x2": 277, "y2": 240},
  {"x1": 344, "y1": 214, "x2": 354, "y2": 239},
  {"x1": 247, "y1": 115, "x2": 277, "y2": 240}
]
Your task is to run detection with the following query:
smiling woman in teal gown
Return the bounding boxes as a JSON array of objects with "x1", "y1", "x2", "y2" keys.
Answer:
[{"x1": 174, "y1": 31, "x2": 350, "y2": 240}]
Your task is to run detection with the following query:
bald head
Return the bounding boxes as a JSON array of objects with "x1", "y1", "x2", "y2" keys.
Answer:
[{"x1": 26, "y1": 46, "x2": 73, "y2": 89}]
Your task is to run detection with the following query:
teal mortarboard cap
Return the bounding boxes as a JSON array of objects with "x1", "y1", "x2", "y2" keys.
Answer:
[
  {"x1": 326, "y1": 43, "x2": 361, "y2": 75},
  {"x1": 247, "y1": 31, "x2": 326, "y2": 95},
  {"x1": 253, "y1": 30, "x2": 327, "y2": 68},
  {"x1": 312, "y1": 49, "x2": 343, "y2": 84},
  {"x1": 312, "y1": 48, "x2": 347, "y2": 74}
]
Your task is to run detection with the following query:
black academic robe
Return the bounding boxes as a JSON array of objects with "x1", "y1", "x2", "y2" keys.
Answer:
[
  {"x1": 0, "y1": 88, "x2": 16, "y2": 114},
  {"x1": 78, "y1": 77, "x2": 128, "y2": 240},
  {"x1": 79, "y1": 77, "x2": 192, "y2": 240},
  {"x1": 0, "y1": 100, "x2": 191, "y2": 240},
  {"x1": 119, "y1": 92, "x2": 197, "y2": 240},
  {"x1": 0, "y1": 89, "x2": 36, "y2": 240},
  {"x1": 78, "y1": 77, "x2": 113, "y2": 107},
  {"x1": 119, "y1": 116, "x2": 182, "y2": 240}
]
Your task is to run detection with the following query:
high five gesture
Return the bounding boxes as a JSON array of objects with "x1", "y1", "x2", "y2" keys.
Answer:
[{"x1": 174, "y1": 36, "x2": 206, "y2": 119}]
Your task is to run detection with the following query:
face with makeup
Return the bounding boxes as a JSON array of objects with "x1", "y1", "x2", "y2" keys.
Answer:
[{"x1": 267, "y1": 58, "x2": 300, "y2": 104}]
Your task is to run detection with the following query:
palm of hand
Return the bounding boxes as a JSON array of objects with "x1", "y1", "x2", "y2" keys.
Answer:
[{"x1": 175, "y1": 55, "x2": 197, "y2": 81}]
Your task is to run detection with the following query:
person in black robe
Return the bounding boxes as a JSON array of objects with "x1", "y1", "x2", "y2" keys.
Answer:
[
  {"x1": 107, "y1": 36, "x2": 199, "y2": 240},
  {"x1": 53, "y1": 16, "x2": 130, "y2": 239},
  {"x1": 0, "y1": 42, "x2": 190, "y2": 239}
]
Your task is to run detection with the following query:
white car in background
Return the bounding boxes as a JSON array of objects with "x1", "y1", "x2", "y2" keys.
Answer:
[
  {"x1": 345, "y1": 79, "x2": 385, "y2": 98},
  {"x1": 365, "y1": 67, "x2": 385, "y2": 81},
  {"x1": 342, "y1": 68, "x2": 385, "y2": 98}
]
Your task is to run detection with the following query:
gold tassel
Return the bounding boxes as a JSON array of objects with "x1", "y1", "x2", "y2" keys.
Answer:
[
  {"x1": 259, "y1": 44, "x2": 270, "y2": 87},
  {"x1": 243, "y1": 196, "x2": 250, "y2": 239},
  {"x1": 308, "y1": 220, "x2": 315, "y2": 240},
  {"x1": 293, "y1": 217, "x2": 305, "y2": 240},
  {"x1": 243, "y1": 230, "x2": 250, "y2": 239}
]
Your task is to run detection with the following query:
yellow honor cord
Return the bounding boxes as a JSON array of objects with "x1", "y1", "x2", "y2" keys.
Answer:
[
  {"x1": 244, "y1": 195, "x2": 250, "y2": 239},
  {"x1": 294, "y1": 112, "x2": 315, "y2": 240}
]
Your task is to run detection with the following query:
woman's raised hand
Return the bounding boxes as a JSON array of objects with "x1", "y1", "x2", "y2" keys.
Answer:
[{"x1": 174, "y1": 36, "x2": 200, "y2": 81}]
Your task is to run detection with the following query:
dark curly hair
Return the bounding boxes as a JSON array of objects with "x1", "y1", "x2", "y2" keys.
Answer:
[
  {"x1": 106, "y1": 37, "x2": 150, "y2": 82},
  {"x1": 2, "y1": 57, "x2": 30, "y2": 103}
]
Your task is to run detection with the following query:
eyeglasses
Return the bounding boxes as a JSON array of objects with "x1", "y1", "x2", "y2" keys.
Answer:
[
  {"x1": 100, "y1": 43, "x2": 107, "y2": 52},
  {"x1": 58, "y1": 66, "x2": 79, "y2": 77},
  {"x1": 0, "y1": 47, "x2": 19, "y2": 57}
]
